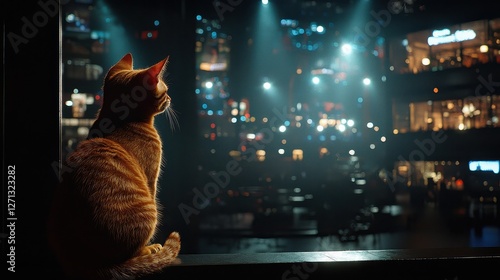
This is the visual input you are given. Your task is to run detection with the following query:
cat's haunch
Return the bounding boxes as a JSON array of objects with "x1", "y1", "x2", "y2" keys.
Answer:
[{"x1": 47, "y1": 53, "x2": 181, "y2": 280}]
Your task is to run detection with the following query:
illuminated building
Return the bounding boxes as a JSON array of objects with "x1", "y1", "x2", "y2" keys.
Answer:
[
  {"x1": 385, "y1": 17, "x2": 500, "y2": 193},
  {"x1": 61, "y1": 0, "x2": 113, "y2": 159}
]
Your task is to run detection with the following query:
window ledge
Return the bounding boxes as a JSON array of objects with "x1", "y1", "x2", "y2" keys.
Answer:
[{"x1": 147, "y1": 247, "x2": 500, "y2": 279}]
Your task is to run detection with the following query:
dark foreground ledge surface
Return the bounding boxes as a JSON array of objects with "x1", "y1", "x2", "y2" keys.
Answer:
[{"x1": 144, "y1": 247, "x2": 500, "y2": 280}]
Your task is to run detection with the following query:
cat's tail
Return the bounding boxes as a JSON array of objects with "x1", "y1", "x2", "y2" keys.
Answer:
[{"x1": 107, "y1": 232, "x2": 181, "y2": 280}]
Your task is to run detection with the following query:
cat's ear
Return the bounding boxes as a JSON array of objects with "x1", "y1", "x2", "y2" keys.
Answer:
[
  {"x1": 119, "y1": 53, "x2": 133, "y2": 69},
  {"x1": 117, "y1": 53, "x2": 133, "y2": 69},
  {"x1": 146, "y1": 56, "x2": 169, "y2": 84},
  {"x1": 109, "y1": 53, "x2": 134, "y2": 73}
]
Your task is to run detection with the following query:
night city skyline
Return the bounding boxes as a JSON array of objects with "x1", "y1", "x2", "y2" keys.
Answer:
[{"x1": 52, "y1": 1, "x2": 500, "y2": 254}]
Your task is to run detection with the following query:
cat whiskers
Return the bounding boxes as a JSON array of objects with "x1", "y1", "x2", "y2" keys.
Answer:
[{"x1": 164, "y1": 106, "x2": 180, "y2": 131}]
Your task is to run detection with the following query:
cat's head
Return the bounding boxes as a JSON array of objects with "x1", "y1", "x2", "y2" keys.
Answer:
[{"x1": 99, "y1": 53, "x2": 172, "y2": 123}]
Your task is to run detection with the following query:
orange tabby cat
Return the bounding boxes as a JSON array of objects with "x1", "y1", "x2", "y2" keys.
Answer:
[{"x1": 47, "y1": 53, "x2": 181, "y2": 280}]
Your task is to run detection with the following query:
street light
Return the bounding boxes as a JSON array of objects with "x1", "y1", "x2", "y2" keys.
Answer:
[
  {"x1": 341, "y1": 43, "x2": 353, "y2": 55},
  {"x1": 362, "y1": 77, "x2": 371, "y2": 86}
]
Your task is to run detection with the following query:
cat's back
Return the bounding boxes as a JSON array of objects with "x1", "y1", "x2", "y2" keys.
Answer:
[
  {"x1": 70, "y1": 137, "x2": 139, "y2": 169},
  {"x1": 65, "y1": 136, "x2": 150, "y2": 195}
]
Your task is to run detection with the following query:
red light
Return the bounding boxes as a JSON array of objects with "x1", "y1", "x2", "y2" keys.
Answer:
[
  {"x1": 95, "y1": 95, "x2": 101, "y2": 100},
  {"x1": 140, "y1": 30, "x2": 158, "y2": 40},
  {"x1": 210, "y1": 123, "x2": 216, "y2": 129}
]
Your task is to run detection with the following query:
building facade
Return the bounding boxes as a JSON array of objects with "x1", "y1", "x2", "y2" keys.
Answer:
[{"x1": 384, "y1": 17, "x2": 500, "y2": 201}]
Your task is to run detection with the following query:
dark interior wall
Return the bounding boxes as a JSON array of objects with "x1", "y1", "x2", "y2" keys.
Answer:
[{"x1": 4, "y1": 0, "x2": 61, "y2": 277}]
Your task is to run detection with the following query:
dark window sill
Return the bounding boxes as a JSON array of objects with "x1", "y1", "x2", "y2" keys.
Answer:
[{"x1": 145, "y1": 247, "x2": 500, "y2": 279}]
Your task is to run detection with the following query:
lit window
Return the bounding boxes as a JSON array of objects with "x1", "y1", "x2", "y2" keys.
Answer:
[{"x1": 292, "y1": 149, "x2": 303, "y2": 161}]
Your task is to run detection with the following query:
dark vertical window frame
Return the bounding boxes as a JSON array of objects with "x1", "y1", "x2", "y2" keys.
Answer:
[{"x1": 4, "y1": 0, "x2": 62, "y2": 276}]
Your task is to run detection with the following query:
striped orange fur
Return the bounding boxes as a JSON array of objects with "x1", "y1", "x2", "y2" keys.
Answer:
[{"x1": 47, "y1": 53, "x2": 181, "y2": 280}]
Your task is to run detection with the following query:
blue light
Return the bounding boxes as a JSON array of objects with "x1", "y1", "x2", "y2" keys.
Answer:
[
  {"x1": 207, "y1": 110, "x2": 214, "y2": 116},
  {"x1": 202, "y1": 103, "x2": 208, "y2": 109},
  {"x1": 284, "y1": 120, "x2": 290, "y2": 126},
  {"x1": 195, "y1": 89, "x2": 201, "y2": 94},
  {"x1": 240, "y1": 116, "x2": 246, "y2": 122},
  {"x1": 307, "y1": 135, "x2": 312, "y2": 141},
  {"x1": 196, "y1": 15, "x2": 202, "y2": 21},
  {"x1": 217, "y1": 110, "x2": 224, "y2": 116},
  {"x1": 469, "y1": 160, "x2": 500, "y2": 173},
  {"x1": 66, "y1": 13, "x2": 75, "y2": 22},
  {"x1": 154, "y1": 20, "x2": 160, "y2": 26},
  {"x1": 319, "y1": 135, "x2": 326, "y2": 141}
]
